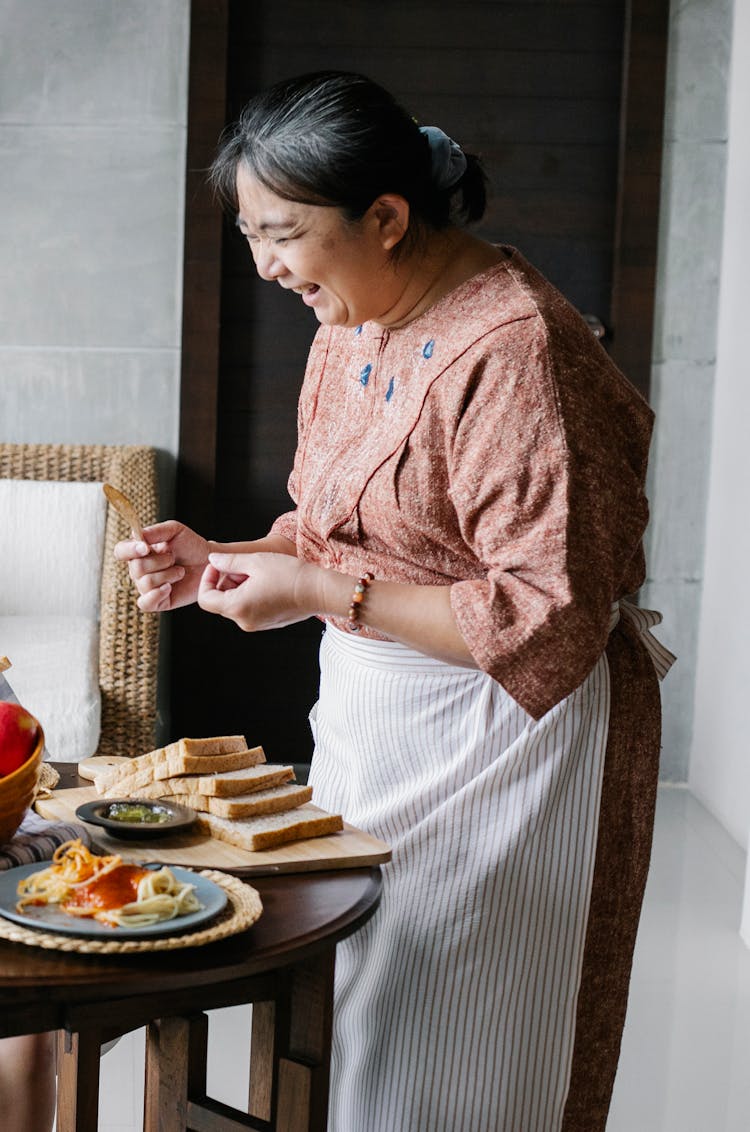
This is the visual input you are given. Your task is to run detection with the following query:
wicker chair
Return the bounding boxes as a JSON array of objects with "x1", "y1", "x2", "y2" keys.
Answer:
[{"x1": 0, "y1": 443, "x2": 160, "y2": 758}]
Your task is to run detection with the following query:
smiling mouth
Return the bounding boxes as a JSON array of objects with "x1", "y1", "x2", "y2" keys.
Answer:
[{"x1": 292, "y1": 284, "x2": 319, "y2": 296}]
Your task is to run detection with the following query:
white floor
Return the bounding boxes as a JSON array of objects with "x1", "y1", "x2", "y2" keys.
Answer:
[
  {"x1": 89, "y1": 785, "x2": 750, "y2": 1132},
  {"x1": 607, "y1": 785, "x2": 750, "y2": 1131}
]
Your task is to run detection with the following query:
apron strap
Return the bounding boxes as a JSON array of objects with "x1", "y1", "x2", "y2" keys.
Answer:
[{"x1": 608, "y1": 599, "x2": 676, "y2": 681}]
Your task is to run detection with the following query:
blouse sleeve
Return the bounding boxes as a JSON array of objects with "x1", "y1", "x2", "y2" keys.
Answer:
[
  {"x1": 269, "y1": 508, "x2": 298, "y2": 544},
  {"x1": 447, "y1": 316, "x2": 652, "y2": 719}
]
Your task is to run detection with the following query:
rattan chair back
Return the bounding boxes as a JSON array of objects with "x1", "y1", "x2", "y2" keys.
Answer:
[{"x1": 0, "y1": 443, "x2": 160, "y2": 757}]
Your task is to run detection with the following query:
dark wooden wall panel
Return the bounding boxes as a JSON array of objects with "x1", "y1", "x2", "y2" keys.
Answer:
[
  {"x1": 224, "y1": 0, "x2": 626, "y2": 318},
  {"x1": 609, "y1": 0, "x2": 670, "y2": 384},
  {"x1": 177, "y1": 0, "x2": 228, "y2": 532}
]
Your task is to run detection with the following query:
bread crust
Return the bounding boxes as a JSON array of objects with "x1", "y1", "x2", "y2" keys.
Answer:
[
  {"x1": 99, "y1": 762, "x2": 291, "y2": 801},
  {"x1": 94, "y1": 738, "x2": 263, "y2": 796},
  {"x1": 196, "y1": 805, "x2": 344, "y2": 851},
  {"x1": 169, "y1": 783, "x2": 313, "y2": 818}
]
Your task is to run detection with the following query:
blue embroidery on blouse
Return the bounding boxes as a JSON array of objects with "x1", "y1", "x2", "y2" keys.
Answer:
[
  {"x1": 422, "y1": 339, "x2": 435, "y2": 359},
  {"x1": 354, "y1": 325, "x2": 363, "y2": 335},
  {"x1": 385, "y1": 376, "x2": 395, "y2": 402},
  {"x1": 359, "y1": 363, "x2": 372, "y2": 387}
]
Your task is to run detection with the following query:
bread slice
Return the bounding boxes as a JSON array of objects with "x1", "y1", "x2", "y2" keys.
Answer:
[
  {"x1": 157, "y1": 763, "x2": 293, "y2": 798},
  {"x1": 170, "y1": 782, "x2": 313, "y2": 818},
  {"x1": 196, "y1": 804, "x2": 344, "y2": 851},
  {"x1": 94, "y1": 736, "x2": 261, "y2": 796},
  {"x1": 103, "y1": 764, "x2": 295, "y2": 801},
  {"x1": 96, "y1": 747, "x2": 266, "y2": 796}
]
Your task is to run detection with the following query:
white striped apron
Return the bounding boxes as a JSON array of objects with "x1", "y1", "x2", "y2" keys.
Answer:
[{"x1": 308, "y1": 624, "x2": 613, "y2": 1132}]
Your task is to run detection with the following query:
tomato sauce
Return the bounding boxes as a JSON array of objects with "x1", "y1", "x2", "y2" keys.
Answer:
[{"x1": 65, "y1": 864, "x2": 150, "y2": 912}]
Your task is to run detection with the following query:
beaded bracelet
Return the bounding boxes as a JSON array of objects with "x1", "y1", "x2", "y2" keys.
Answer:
[{"x1": 347, "y1": 571, "x2": 375, "y2": 632}]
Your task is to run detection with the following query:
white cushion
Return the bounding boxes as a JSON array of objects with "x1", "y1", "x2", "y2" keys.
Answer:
[
  {"x1": 0, "y1": 480, "x2": 106, "y2": 618},
  {"x1": 0, "y1": 616, "x2": 101, "y2": 762}
]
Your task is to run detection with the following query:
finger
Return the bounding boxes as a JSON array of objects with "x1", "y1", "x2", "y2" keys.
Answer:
[
  {"x1": 140, "y1": 520, "x2": 184, "y2": 543},
  {"x1": 197, "y1": 567, "x2": 225, "y2": 614},
  {"x1": 113, "y1": 538, "x2": 151, "y2": 562},
  {"x1": 136, "y1": 566, "x2": 185, "y2": 593},
  {"x1": 216, "y1": 572, "x2": 246, "y2": 591},
  {"x1": 137, "y1": 583, "x2": 172, "y2": 613},
  {"x1": 198, "y1": 564, "x2": 246, "y2": 609},
  {"x1": 208, "y1": 552, "x2": 252, "y2": 577},
  {"x1": 198, "y1": 563, "x2": 223, "y2": 596},
  {"x1": 113, "y1": 523, "x2": 178, "y2": 562},
  {"x1": 128, "y1": 552, "x2": 176, "y2": 581}
]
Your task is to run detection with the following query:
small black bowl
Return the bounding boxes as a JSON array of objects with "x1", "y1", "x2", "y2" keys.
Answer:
[{"x1": 75, "y1": 798, "x2": 197, "y2": 841}]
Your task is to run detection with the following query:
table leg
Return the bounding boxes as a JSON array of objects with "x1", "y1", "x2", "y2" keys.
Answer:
[
  {"x1": 276, "y1": 949, "x2": 335, "y2": 1132},
  {"x1": 55, "y1": 1028, "x2": 103, "y2": 1132},
  {"x1": 248, "y1": 1001, "x2": 275, "y2": 1122},
  {"x1": 143, "y1": 1016, "x2": 190, "y2": 1132}
]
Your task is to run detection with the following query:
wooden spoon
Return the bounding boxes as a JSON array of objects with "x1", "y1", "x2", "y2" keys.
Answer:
[{"x1": 103, "y1": 483, "x2": 145, "y2": 541}]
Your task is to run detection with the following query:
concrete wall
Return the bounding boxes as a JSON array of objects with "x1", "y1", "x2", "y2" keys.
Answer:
[
  {"x1": 690, "y1": 0, "x2": 750, "y2": 853},
  {"x1": 0, "y1": 0, "x2": 190, "y2": 503},
  {"x1": 641, "y1": 0, "x2": 733, "y2": 782}
]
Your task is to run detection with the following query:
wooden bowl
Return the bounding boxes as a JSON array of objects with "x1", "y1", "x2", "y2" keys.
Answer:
[{"x1": 0, "y1": 727, "x2": 44, "y2": 844}]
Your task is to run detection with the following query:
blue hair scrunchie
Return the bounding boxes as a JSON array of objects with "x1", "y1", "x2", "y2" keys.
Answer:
[{"x1": 419, "y1": 125, "x2": 468, "y2": 191}]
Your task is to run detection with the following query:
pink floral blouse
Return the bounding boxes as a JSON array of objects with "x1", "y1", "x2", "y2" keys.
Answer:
[{"x1": 271, "y1": 247, "x2": 654, "y2": 718}]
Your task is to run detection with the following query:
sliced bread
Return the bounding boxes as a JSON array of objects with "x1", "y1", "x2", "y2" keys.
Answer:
[
  {"x1": 196, "y1": 804, "x2": 344, "y2": 851},
  {"x1": 157, "y1": 763, "x2": 294, "y2": 798},
  {"x1": 102, "y1": 764, "x2": 295, "y2": 801},
  {"x1": 170, "y1": 782, "x2": 313, "y2": 818},
  {"x1": 94, "y1": 736, "x2": 262, "y2": 796}
]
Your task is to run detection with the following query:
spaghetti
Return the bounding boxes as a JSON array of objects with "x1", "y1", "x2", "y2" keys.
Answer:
[{"x1": 15, "y1": 839, "x2": 202, "y2": 928}]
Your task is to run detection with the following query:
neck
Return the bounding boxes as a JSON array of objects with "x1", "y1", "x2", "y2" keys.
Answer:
[{"x1": 377, "y1": 231, "x2": 503, "y2": 329}]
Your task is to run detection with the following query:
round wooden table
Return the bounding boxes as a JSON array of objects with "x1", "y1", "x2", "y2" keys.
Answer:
[{"x1": 0, "y1": 863, "x2": 382, "y2": 1132}]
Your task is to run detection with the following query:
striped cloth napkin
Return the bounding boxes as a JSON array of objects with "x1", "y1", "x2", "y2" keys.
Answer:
[{"x1": 0, "y1": 809, "x2": 91, "y2": 871}]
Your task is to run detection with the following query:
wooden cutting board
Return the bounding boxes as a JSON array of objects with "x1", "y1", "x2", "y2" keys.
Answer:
[{"x1": 35, "y1": 786, "x2": 392, "y2": 877}]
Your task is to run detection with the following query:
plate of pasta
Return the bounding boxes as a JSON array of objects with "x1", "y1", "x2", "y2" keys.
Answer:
[{"x1": 0, "y1": 840, "x2": 228, "y2": 939}]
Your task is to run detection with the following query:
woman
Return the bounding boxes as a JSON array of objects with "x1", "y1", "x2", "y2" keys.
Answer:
[
  {"x1": 117, "y1": 72, "x2": 673, "y2": 1132},
  {"x1": 0, "y1": 1034, "x2": 55, "y2": 1132}
]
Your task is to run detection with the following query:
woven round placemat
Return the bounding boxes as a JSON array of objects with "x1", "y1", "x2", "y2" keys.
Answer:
[{"x1": 0, "y1": 869, "x2": 262, "y2": 954}]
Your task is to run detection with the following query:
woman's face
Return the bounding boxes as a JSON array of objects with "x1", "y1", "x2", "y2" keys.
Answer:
[{"x1": 235, "y1": 167, "x2": 404, "y2": 327}]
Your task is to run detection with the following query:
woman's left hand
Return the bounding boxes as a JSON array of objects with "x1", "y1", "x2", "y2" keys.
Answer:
[
  {"x1": 197, "y1": 552, "x2": 321, "y2": 631},
  {"x1": 199, "y1": 550, "x2": 478, "y2": 672}
]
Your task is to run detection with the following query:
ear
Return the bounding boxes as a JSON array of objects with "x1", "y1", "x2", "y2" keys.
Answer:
[{"x1": 368, "y1": 194, "x2": 410, "y2": 251}]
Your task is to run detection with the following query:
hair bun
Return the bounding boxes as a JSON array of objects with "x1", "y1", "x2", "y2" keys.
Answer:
[{"x1": 419, "y1": 126, "x2": 468, "y2": 190}]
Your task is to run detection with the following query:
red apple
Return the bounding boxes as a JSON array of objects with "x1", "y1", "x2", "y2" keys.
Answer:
[{"x1": 0, "y1": 702, "x2": 40, "y2": 777}]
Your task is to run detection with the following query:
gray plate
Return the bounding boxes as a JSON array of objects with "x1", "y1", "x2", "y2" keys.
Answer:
[{"x1": 0, "y1": 862, "x2": 227, "y2": 939}]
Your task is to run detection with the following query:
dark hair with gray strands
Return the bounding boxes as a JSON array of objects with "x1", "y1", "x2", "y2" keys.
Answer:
[{"x1": 209, "y1": 71, "x2": 487, "y2": 253}]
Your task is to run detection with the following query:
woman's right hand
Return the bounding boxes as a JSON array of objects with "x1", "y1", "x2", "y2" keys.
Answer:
[{"x1": 113, "y1": 520, "x2": 209, "y2": 612}]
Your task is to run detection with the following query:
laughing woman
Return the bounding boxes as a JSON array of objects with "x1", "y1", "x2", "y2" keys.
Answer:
[
  {"x1": 0, "y1": 1034, "x2": 55, "y2": 1132},
  {"x1": 117, "y1": 72, "x2": 673, "y2": 1132}
]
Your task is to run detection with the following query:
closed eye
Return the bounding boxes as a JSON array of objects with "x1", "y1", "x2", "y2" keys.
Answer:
[{"x1": 241, "y1": 233, "x2": 291, "y2": 246}]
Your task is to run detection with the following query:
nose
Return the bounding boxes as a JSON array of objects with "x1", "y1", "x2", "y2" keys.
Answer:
[{"x1": 252, "y1": 240, "x2": 284, "y2": 282}]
